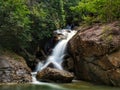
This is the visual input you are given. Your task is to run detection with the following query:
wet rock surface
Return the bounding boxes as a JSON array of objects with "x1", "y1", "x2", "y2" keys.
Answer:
[
  {"x1": 0, "y1": 55, "x2": 32, "y2": 83},
  {"x1": 67, "y1": 21, "x2": 120, "y2": 86},
  {"x1": 36, "y1": 67, "x2": 74, "y2": 83}
]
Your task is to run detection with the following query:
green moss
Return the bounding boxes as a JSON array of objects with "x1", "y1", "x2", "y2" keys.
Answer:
[
  {"x1": 102, "y1": 26, "x2": 111, "y2": 33},
  {"x1": 101, "y1": 26, "x2": 113, "y2": 43},
  {"x1": 0, "y1": 47, "x2": 23, "y2": 61}
]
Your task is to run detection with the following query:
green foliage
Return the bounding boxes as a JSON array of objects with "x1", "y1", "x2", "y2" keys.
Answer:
[
  {"x1": 101, "y1": 26, "x2": 113, "y2": 43},
  {"x1": 28, "y1": 0, "x2": 66, "y2": 52},
  {"x1": 100, "y1": 0, "x2": 120, "y2": 22},
  {"x1": 0, "y1": 0, "x2": 31, "y2": 49},
  {"x1": 0, "y1": 0, "x2": 119, "y2": 54},
  {"x1": 64, "y1": 0, "x2": 81, "y2": 24},
  {"x1": 38, "y1": 0, "x2": 65, "y2": 29},
  {"x1": 71, "y1": 0, "x2": 120, "y2": 24},
  {"x1": 30, "y1": 3, "x2": 52, "y2": 40},
  {"x1": 0, "y1": 0, "x2": 67, "y2": 51}
]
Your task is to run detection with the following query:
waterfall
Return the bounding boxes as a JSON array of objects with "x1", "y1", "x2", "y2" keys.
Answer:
[
  {"x1": 32, "y1": 30, "x2": 76, "y2": 84},
  {"x1": 36, "y1": 30, "x2": 77, "y2": 71}
]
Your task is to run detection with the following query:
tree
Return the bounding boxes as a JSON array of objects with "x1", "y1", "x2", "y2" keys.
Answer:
[
  {"x1": 0, "y1": 0, "x2": 31, "y2": 49},
  {"x1": 27, "y1": 0, "x2": 67, "y2": 53},
  {"x1": 71, "y1": 0, "x2": 120, "y2": 24},
  {"x1": 38, "y1": 0, "x2": 65, "y2": 29},
  {"x1": 64, "y1": 0, "x2": 81, "y2": 25}
]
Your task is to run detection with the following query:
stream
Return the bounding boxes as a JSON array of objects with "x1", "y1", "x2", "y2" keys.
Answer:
[{"x1": 0, "y1": 81, "x2": 120, "y2": 90}]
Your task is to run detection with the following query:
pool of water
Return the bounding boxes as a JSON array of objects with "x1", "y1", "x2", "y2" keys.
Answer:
[{"x1": 0, "y1": 81, "x2": 120, "y2": 90}]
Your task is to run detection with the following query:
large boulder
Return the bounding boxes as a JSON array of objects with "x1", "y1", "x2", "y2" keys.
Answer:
[
  {"x1": 67, "y1": 21, "x2": 120, "y2": 86},
  {"x1": 36, "y1": 67, "x2": 74, "y2": 83},
  {"x1": 0, "y1": 51, "x2": 32, "y2": 83}
]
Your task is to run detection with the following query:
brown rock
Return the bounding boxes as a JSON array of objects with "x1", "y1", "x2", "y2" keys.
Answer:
[
  {"x1": 62, "y1": 56, "x2": 74, "y2": 72},
  {"x1": 67, "y1": 21, "x2": 120, "y2": 86},
  {"x1": 36, "y1": 67, "x2": 74, "y2": 83},
  {"x1": 0, "y1": 55, "x2": 32, "y2": 83}
]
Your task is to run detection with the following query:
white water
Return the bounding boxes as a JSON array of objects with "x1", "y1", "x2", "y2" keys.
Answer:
[
  {"x1": 31, "y1": 30, "x2": 76, "y2": 85},
  {"x1": 36, "y1": 30, "x2": 76, "y2": 71},
  {"x1": 31, "y1": 72, "x2": 64, "y2": 89}
]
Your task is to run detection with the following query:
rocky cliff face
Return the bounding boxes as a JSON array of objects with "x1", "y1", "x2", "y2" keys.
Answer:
[
  {"x1": 67, "y1": 22, "x2": 120, "y2": 86},
  {"x1": 0, "y1": 51, "x2": 32, "y2": 83}
]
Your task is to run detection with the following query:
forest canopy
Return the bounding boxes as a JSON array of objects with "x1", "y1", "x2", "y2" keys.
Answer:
[{"x1": 0, "y1": 0, "x2": 119, "y2": 52}]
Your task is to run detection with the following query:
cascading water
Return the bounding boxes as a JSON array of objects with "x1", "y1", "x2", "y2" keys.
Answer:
[
  {"x1": 32, "y1": 29, "x2": 76, "y2": 84},
  {"x1": 36, "y1": 30, "x2": 77, "y2": 71}
]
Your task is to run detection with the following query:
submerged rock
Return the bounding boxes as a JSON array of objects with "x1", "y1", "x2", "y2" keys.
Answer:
[
  {"x1": 0, "y1": 52, "x2": 32, "y2": 83},
  {"x1": 36, "y1": 67, "x2": 74, "y2": 83},
  {"x1": 67, "y1": 21, "x2": 120, "y2": 86}
]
